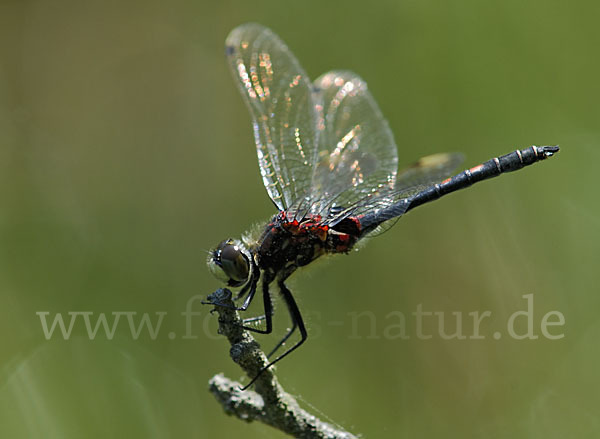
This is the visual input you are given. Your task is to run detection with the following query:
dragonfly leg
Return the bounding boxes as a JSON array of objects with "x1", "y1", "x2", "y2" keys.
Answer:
[
  {"x1": 236, "y1": 270, "x2": 260, "y2": 311},
  {"x1": 234, "y1": 280, "x2": 252, "y2": 301},
  {"x1": 241, "y1": 279, "x2": 307, "y2": 390},
  {"x1": 242, "y1": 314, "x2": 267, "y2": 324},
  {"x1": 204, "y1": 270, "x2": 260, "y2": 312},
  {"x1": 267, "y1": 320, "x2": 298, "y2": 359},
  {"x1": 241, "y1": 278, "x2": 273, "y2": 334}
]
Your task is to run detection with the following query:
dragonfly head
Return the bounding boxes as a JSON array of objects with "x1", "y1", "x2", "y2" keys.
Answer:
[{"x1": 207, "y1": 239, "x2": 251, "y2": 287}]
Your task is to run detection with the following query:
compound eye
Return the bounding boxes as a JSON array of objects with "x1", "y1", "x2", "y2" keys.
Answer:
[
  {"x1": 208, "y1": 239, "x2": 250, "y2": 287},
  {"x1": 219, "y1": 243, "x2": 249, "y2": 283}
]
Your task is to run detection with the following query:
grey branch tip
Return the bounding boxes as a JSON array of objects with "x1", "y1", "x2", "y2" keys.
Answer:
[{"x1": 205, "y1": 289, "x2": 358, "y2": 438}]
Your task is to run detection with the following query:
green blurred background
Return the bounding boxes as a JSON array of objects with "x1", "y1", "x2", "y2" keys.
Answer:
[{"x1": 1, "y1": 0, "x2": 598, "y2": 438}]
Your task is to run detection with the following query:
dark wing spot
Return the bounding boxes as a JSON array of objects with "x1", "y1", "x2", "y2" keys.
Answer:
[{"x1": 225, "y1": 45, "x2": 235, "y2": 56}]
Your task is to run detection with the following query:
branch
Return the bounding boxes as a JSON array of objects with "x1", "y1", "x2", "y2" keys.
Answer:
[{"x1": 204, "y1": 288, "x2": 358, "y2": 439}]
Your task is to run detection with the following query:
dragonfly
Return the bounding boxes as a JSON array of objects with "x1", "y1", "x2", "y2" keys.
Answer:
[{"x1": 206, "y1": 23, "x2": 559, "y2": 389}]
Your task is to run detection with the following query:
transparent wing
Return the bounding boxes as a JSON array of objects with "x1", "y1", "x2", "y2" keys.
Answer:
[
  {"x1": 298, "y1": 71, "x2": 398, "y2": 220},
  {"x1": 323, "y1": 153, "x2": 464, "y2": 235},
  {"x1": 354, "y1": 153, "x2": 465, "y2": 236},
  {"x1": 396, "y1": 152, "x2": 464, "y2": 188},
  {"x1": 225, "y1": 23, "x2": 318, "y2": 210}
]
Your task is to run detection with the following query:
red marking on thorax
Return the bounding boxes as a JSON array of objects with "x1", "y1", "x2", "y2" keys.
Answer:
[{"x1": 280, "y1": 212, "x2": 328, "y2": 242}]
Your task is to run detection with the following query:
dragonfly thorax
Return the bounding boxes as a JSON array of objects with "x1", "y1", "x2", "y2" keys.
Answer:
[{"x1": 255, "y1": 212, "x2": 361, "y2": 277}]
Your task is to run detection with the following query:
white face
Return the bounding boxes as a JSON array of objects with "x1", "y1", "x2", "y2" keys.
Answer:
[{"x1": 207, "y1": 239, "x2": 250, "y2": 287}]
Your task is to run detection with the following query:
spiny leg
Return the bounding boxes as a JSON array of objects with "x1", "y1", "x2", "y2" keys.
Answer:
[
  {"x1": 236, "y1": 270, "x2": 260, "y2": 311},
  {"x1": 267, "y1": 320, "x2": 298, "y2": 359},
  {"x1": 241, "y1": 311, "x2": 274, "y2": 328},
  {"x1": 204, "y1": 269, "x2": 260, "y2": 312},
  {"x1": 241, "y1": 277, "x2": 273, "y2": 335},
  {"x1": 241, "y1": 279, "x2": 307, "y2": 390},
  {"x1": 242, "y1": 314, "x2": 267, "y2": 324},
  {"x1": 243, "y1": 284, "x2": 299, "y2": 357},
  {"x1": 234, "y1": 277, "x2": 253, "y2": 301}
]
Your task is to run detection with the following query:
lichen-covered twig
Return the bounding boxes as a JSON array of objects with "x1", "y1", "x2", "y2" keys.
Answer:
[{"x1": 204, "y1": 288, "x2": 358, "y2": 439}]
